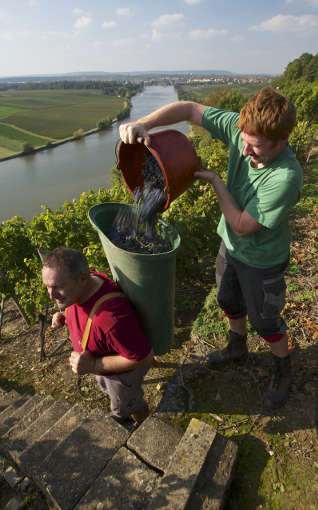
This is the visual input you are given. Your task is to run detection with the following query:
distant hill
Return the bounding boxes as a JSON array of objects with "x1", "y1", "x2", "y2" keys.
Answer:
[{"x1": 0, "y1": 69, "x2": 273, "y2": 84}]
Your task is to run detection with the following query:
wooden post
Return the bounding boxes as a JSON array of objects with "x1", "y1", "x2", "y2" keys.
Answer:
[
  {"x1": 0, "y1": 293, "x2": 6, "y2": 338},
  {"x1": 0, "y1": 267, "x2": 30, "y2": 327}
]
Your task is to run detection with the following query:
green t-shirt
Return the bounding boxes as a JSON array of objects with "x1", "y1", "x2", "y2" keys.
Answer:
[{"x1": 202, "y1": 107, "x2": 303, "y2": 268}]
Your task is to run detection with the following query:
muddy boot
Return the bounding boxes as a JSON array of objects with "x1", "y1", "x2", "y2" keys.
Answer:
[
  {"x1": 263, "y1": 354, "x2": 292, "y2": 409},
  {"x1": 207, "y1": 331, "x2": 248, "y2": 367}
]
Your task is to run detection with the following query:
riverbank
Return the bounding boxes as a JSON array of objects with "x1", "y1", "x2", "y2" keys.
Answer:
[
  {"x1": 0, "y1": 86, "x2": 187, "y2": 222},
  {"x1": 0, "y1": 121, "x2": 117, "y2": 163}
]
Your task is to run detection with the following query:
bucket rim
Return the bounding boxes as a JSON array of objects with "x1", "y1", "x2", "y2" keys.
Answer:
[{"x1": 88, "y1": 202, "x2": 181, "y2": 258}]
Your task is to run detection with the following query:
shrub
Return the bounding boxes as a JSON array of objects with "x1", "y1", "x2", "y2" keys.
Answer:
[{"x1": 22, "y1": 143, "x2": 34, "y2": 154}]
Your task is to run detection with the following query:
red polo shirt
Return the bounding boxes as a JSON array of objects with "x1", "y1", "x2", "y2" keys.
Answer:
[{"x1": 65, "y1": 271, "x2": 152, "y2": 375}]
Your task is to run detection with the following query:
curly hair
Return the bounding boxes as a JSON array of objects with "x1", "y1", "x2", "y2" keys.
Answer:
[
  {"x1": 238, "y1": 87, "x2": 296, "y2": 141},
  {"x1": 42, "y1": 246, "x2": 89, "y2": 279}
]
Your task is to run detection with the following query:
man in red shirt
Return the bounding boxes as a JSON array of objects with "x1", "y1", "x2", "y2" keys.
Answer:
[{"x1": 42, "y1": 246, "x2": 153, "y2": 426}]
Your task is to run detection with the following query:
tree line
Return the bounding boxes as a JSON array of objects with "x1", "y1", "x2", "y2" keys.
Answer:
[{"x1": 0, "y1": 80, "x2": 144, "y2": 99}]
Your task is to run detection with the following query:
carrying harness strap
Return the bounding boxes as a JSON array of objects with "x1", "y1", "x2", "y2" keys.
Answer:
[
  {"x1": 66, "y1": 291, "x2": 160, "y2": 367},
  {"x1": 65, "y1": 292, "x2": 124, "y2": 351},
  {"x1": 80, "y1": 292, "x2": 124, "y2": 351}
]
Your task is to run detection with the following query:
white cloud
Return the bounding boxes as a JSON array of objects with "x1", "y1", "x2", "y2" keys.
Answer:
[
  {"x1": 152, "y1": 13, "x2": 184, "y2": 28},
  {"x1": 102, "y1": 21, "x2": 117, "y2": 29},
  {"x1": 151, "y1": 29, "x2": 163, "y2": 41},
  {"x1": 116, "y1": 8, "x2": 131, "y2": 16},
  {"x1": 189, "y1": 28, "x2": 228, "y2": 39},
  {"x1": 72, "y1": 8, "x2": 84, "y2": 16},
  {"x1": 151, "y1": 13, "x2": 184, "y2": 41},
  {"x1": 151, "y1": 28, "x2": 183, "y2": 41},
  {"x1": 185, "y1": 0, "x2": 202, "y2": 5},
  {"x1": 74, "y1": 16, "x2": 92, "y2": 29},
  {"x1": 28, "y1": 0, "x2": 38, "y2": 6},
  {"x1": 250, "y1": 14, "x2": 318, "y2": 32}
]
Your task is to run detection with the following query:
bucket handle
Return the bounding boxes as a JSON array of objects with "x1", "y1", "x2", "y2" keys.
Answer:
[{"x1": 115, "y1": 138, "x2": 121, "y2": 169}]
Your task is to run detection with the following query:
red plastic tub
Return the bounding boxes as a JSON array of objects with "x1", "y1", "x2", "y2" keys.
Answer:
[{"x1": 116, "y1": 129, "x2": 201, "y2": 210}]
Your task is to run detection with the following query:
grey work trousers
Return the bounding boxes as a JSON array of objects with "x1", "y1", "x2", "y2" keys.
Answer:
[{"x1": 95, "y1": 364, "x2": 149, "y2": 419}]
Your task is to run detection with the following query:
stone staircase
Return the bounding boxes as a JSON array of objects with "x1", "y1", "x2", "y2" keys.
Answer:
[{"x1": 0, "y1": 387, "x2": 238, "y2": 509}]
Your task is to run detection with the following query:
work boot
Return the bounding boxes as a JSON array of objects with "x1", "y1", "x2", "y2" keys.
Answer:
[
  {"x1": 130, "y1": 405, "x2": 149, "y2": 427},
  {"x1": 263, "y1": 354, "x2": 292, "y2": 409},
  {"x1": 207, "y1": 331, "x2": 248, "y2": 367}
]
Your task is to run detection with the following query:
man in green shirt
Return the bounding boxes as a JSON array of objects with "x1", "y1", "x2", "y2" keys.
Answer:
[{"x1": 119, "y1": 87, "x2": 303, "y2": 409}]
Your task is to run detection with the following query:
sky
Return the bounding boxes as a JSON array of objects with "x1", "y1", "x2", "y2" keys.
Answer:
[{"x1": 1, "y1": 0, "x2": 318, "y2": 78}]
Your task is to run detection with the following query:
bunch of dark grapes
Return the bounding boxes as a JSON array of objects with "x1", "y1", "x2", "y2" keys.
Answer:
[{"x1": 108, "y1": 151, "x2": 171, "y2": 254}]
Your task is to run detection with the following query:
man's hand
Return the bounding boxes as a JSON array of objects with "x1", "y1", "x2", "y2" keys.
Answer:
[
  {"x1": 194, "y1": 167, "x2": 262, "y2": 237},
  {"x1": 194, "y1": 168, "x2": 218, "y2": 185},
  {"x1": 51, "y1": 312, "x2": 65, "y2": 329},
  {"x1": 119, "y1": 122, "x2": 150, "y2": 146},
  {"x1": 69, "y1": 350, "x2": 96, "y2": 375}
]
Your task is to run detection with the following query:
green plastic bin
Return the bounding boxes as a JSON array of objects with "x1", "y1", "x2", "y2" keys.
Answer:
[{"x1": 88, "y1": 202, "x2": 181, "y2": 355}]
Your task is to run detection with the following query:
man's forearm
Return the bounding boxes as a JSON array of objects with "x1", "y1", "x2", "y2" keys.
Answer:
[
  {"x1": 137, "y1": 101, "x2": 198, "y2": 130},
  {"x1": 69, "y1": 349, "x2": 154, "y2": 376},
  {"x1": 195, "y1": 170, "x2": 262, "y2": 237},
  {"x1": 201, "y1": 171, "x2": 243, "y2": 231},
  {"x1": 94, "y1": 351, "x2": 153, "y2": 374}
]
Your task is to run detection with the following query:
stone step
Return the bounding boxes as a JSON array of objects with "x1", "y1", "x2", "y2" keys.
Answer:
[
  {"x1": 0, "y1": 390, "x2": 21, "y2": 414},
  {"x1": 188, "y1": 433, "x2": 238, "y2": 510},
  {"x1": 7, "y1": 399, "x2": 71, "y2": 466},
  {"x1": 3, "y1": 394, "x2": 51, "y2": 442},
  {"x1": 34, "y1": 409, "x2": 131, "y2": 510},
  {"x1": 147, "y1": 418, "x2": 238, "y2": 510},
  {"x1": 0, "y1": 394, "x2": 29, "y2": 436},
  {"x1": 19, "y1": 403, "x2": 90, "y2": 477},
  {"x1": 127, "y1": 415, "x2": 183, "y2": 472},
  {"x1": 74, "y1": 447, "x2": 160, "y2": 510},
  {"x1": 0, "y1": 388, "x2": 238, "y2": 510}
]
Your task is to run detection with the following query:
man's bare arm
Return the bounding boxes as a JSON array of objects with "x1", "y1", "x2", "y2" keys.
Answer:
[
  {"x1": 119, "y1": 101, "x2": 206, "y2": 145},
  {"x1": 195, "y1": 169, "x2": 262, "y2": 237},
  {"x1": 69, "y1": 348, "x2": 154, "y2": 375}
]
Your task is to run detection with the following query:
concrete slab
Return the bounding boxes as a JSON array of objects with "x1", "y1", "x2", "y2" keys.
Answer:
[
  {"x1": 75, "y1": 447, "x2": 160, "y2": 509},
  {"x1": 127, "y1": 416, "x2": 183, "y2": 472},
  {"x1": 0, "y1": 391, "x2": 20, "y2": 414},
  {"x1": 187, "y1": 433, "x2": 238, "y2": 510},
  {"x1": 3, "y1": 394, "x2": 47, "y2": 440},
  {"x1": 148, "y1": 418, "x2": 217, "y2": 510},
  {"x1": 19, "y1": 403, "x2": 89, "y2": 476},
  {"x1": 36, "y1": 410, "x2": 130, "y2": 510},
  {"x1": 0, "y1": 395, "x2": 29, "y2": 436},
  {"x1": 8, "y1": 399, "x2": 70, "y2": 464}
]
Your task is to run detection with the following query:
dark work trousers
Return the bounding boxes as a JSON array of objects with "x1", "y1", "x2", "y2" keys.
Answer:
[{"x1": 216, "y1": 241, "x2": 289, "y2": 340}]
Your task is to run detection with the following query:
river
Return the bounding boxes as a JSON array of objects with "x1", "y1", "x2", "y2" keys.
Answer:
[{"x1": 0, "y1": 86, "x2": 189, "y2": 221}]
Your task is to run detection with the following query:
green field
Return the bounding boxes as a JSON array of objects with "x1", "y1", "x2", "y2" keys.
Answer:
[
  {"x1": 0, "y1": 122, "x2": 52, "y2": 153},
  {"x1": 0, "y1": 90, "x2": 125, "y2": 148}
]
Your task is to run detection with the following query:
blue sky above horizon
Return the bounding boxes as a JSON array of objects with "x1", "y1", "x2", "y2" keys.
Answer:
[{"x1": 1, "y1": 0, "x2": 318, "y2": 78}]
